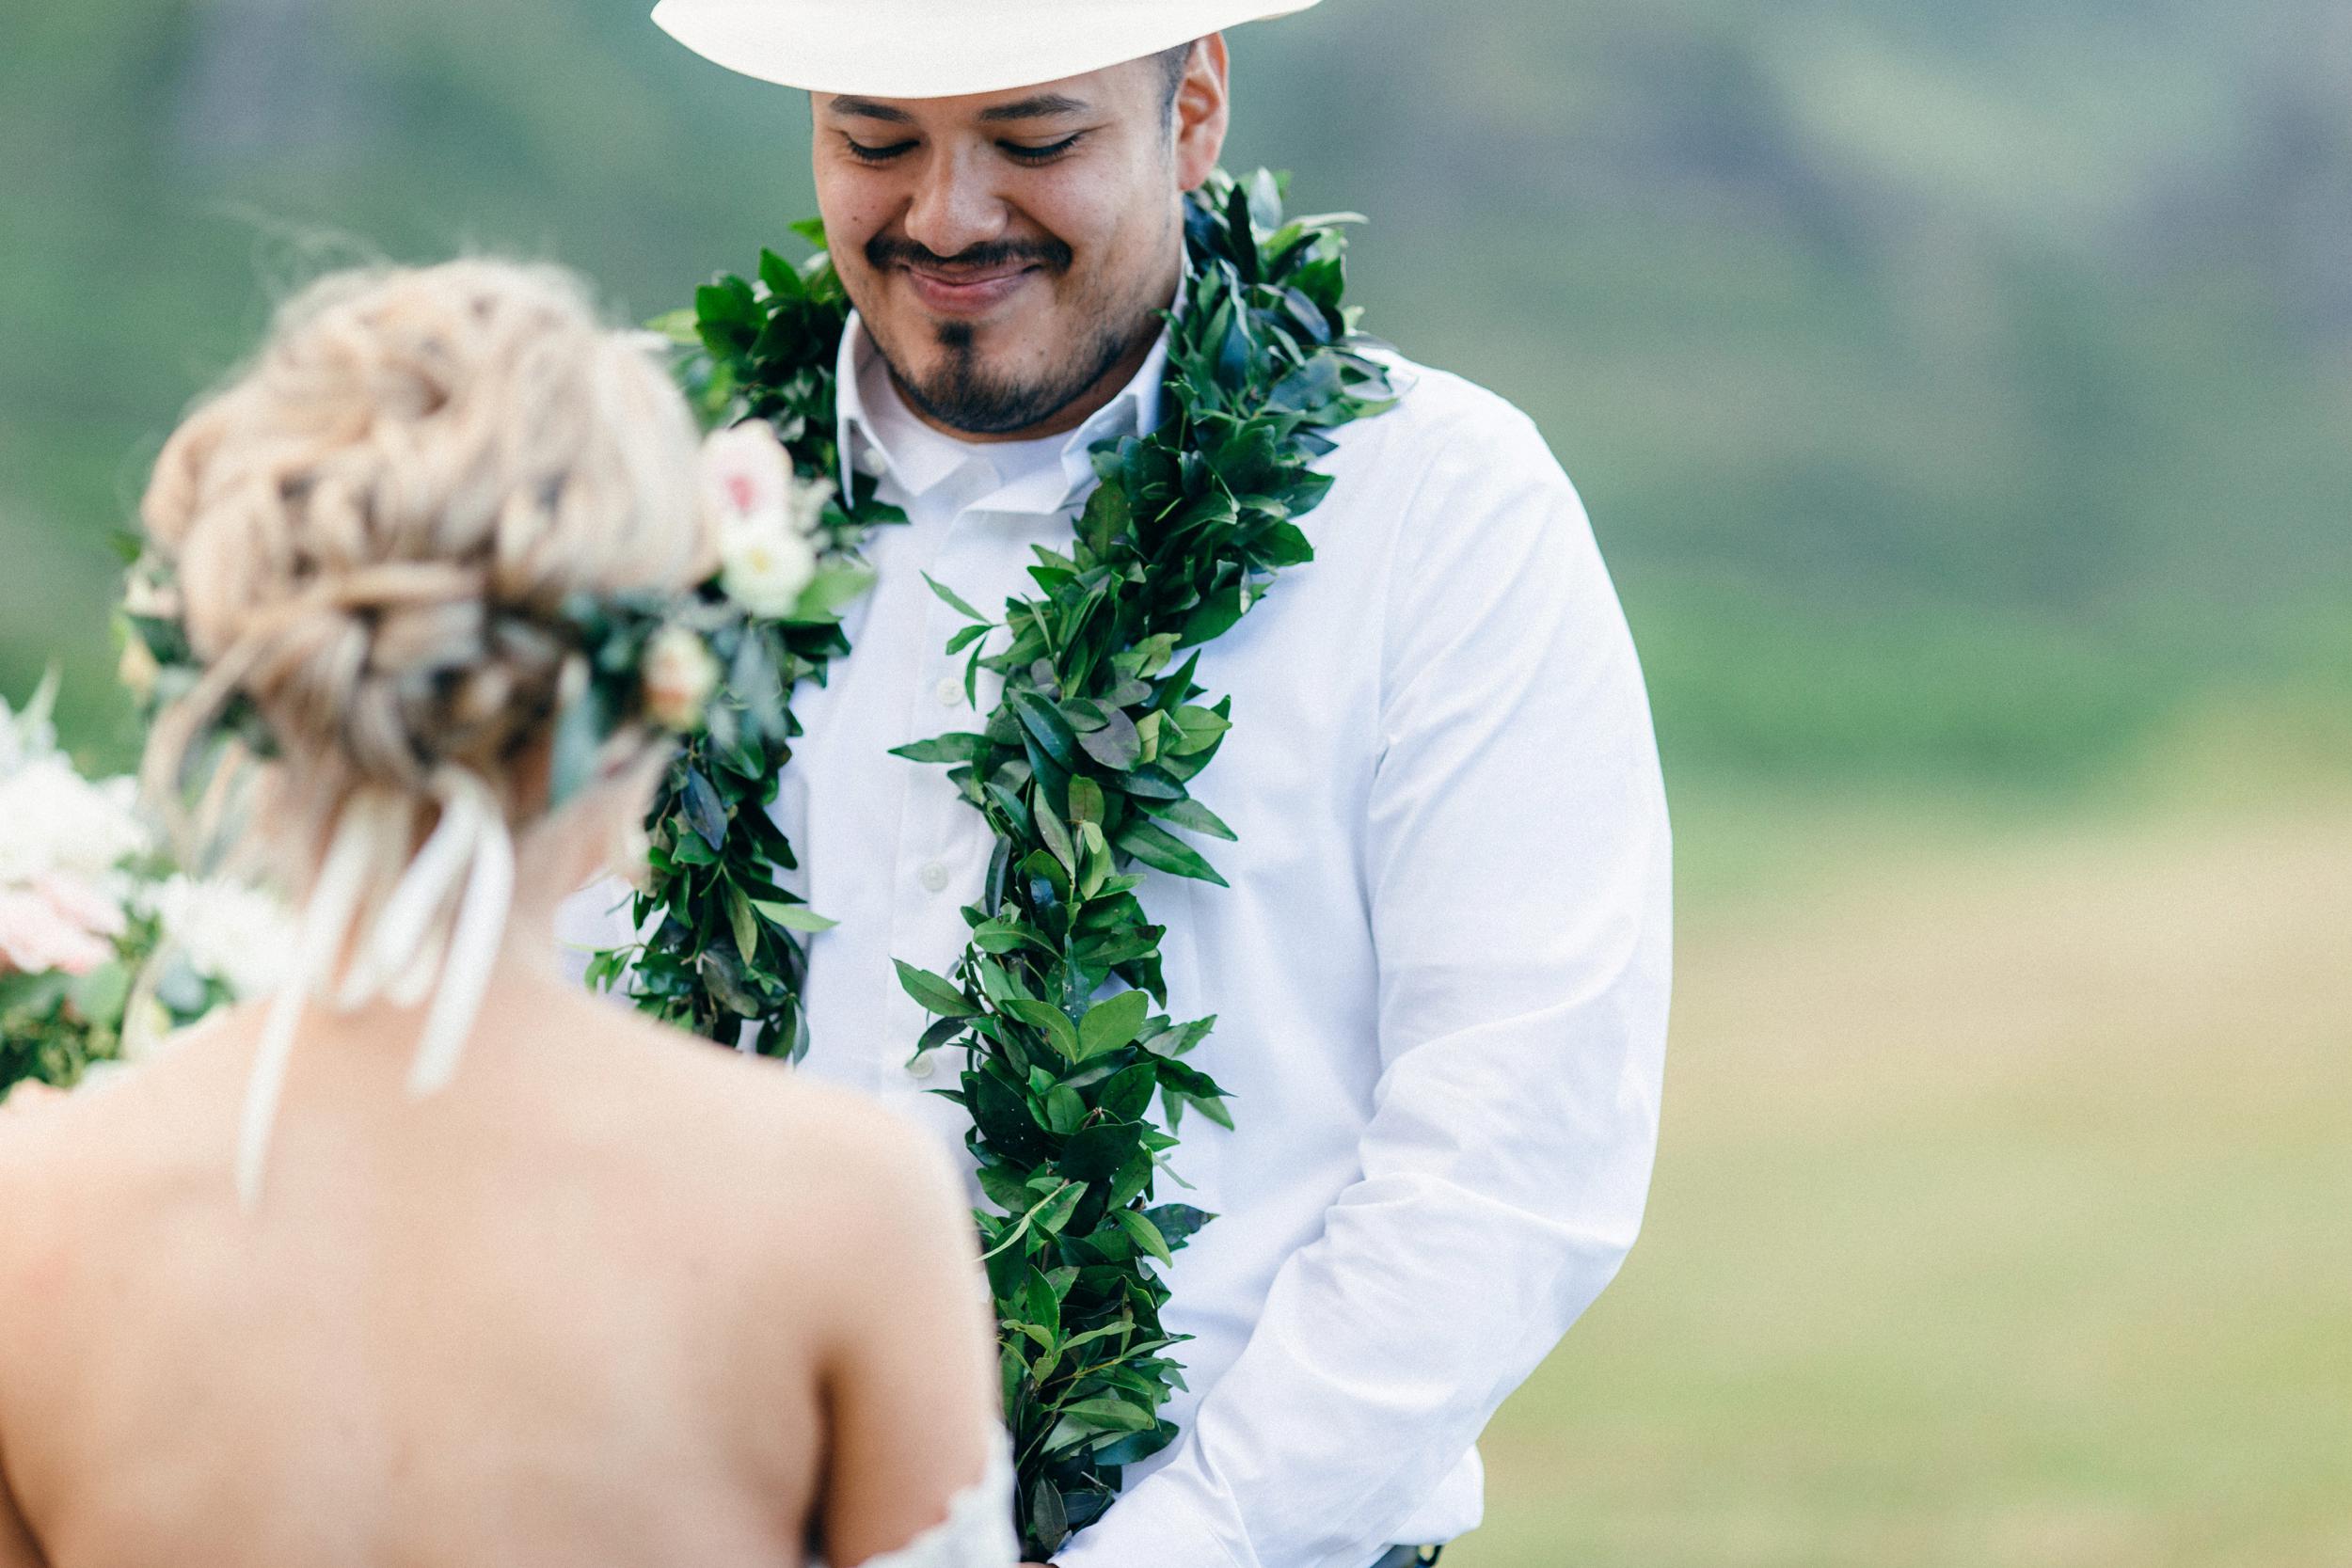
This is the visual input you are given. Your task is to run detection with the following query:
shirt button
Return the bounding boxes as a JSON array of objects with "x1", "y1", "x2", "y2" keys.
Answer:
[
  {"x1": 906, "y1": 1053, "x2": 937, "y2": 1080},
  {"x1": 935, "y1": 676, "x2": 963, "y2": 708},
  {"x1": 918, "y1": 860, "x2": 950, "y2": 894}
]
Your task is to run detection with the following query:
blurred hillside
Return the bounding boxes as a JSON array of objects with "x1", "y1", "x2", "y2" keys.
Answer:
[{"x1": 3, "y1": 0, "x2": 2348, "y2": 785}]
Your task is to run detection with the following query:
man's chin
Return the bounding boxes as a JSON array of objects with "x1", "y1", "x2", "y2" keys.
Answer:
[{"x1": 893, "y1": 363, "x2": 1062, "y2": 436}]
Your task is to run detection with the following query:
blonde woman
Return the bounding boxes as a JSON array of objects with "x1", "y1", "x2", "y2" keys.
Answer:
[{"x1": 0, "y1": 261, "x2": 1015, "y2": 1568}]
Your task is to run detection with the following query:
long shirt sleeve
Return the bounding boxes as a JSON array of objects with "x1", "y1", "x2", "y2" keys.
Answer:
[{"x1": 1049, "y1": 399, "x2": 1674, "y2": 1568}]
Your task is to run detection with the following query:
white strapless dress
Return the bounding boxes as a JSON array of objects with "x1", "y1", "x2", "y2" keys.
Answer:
[{"x1": 820, "y1": 1421, "x2": 1021, "y2": 1568}]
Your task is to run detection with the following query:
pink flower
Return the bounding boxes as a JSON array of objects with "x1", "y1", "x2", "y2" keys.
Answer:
[
  {"x1": 701, "y1": 421, "x2": 798, "y2": 534},
  {"x1": 33, "y1": 873, "x2": 126, "y2": 940},
  {"x1": 0, "y1": 888, "x2": 117, "y2": 976}
]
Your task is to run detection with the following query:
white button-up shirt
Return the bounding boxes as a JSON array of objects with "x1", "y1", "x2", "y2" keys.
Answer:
[
  {"x1": 795, "y1": 306, "x2": 1671, "y2": 1568},
  {"x1": 566, "y1": 302, "x2": 1674, "y2": 1568}
]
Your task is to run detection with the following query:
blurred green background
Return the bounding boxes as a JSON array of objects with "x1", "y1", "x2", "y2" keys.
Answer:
[{"x1": 3, "y1": 0, "x2": 2345, "y2": 1562}]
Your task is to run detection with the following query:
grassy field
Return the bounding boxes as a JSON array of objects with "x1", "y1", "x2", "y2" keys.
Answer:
[{"x1": 1453, "y1": 792, "x2": 2352, "y2": 1568}]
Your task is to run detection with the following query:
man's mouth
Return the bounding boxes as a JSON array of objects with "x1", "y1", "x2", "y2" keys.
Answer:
[{"x1": 898, "y1": 259, "x2": 1041, "y2": 318}]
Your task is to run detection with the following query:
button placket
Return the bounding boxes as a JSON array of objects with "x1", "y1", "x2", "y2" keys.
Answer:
[{"x1": 899, "y1": 517, "x2": 994, "y2": 1085}]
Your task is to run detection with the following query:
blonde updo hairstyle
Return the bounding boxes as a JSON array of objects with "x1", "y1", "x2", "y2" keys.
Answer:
[
  {"x1": 141, "y1": 257, "x2": 713, "y2": 879},
  {"x1": 135, "y1": 259, "x2": 718, "y2": 1209}
]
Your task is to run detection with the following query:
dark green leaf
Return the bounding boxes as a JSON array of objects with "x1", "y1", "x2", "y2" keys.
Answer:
[
  {"x1": 923, "y1": 571, "x2": 991, "y2": 624},
  {"x1": 1113, "y1": 1208, "x2": 1173, "y2": 1264},
  {"x1": 1142, "y1": 1202, "x2": 1216, "y2": 1249},
  {"x1": 1057, "y1": 1120, "x2": 1141, "y2": 1184},
  {"x1": 1004, "y1": 997, "x2": 1081, "y2": 1062},
  {"x1": 972, "y1": 1071, "x2": 1049, "y2": 1164},
  {"x1": 890, "y1": 732, "x2": 991, "y2": 766},
  {"x1": 1077, "y1": 989, "x2": 1150, "y2": 1061},
  {"x1": 682, "y1": 767, "x2": 727, "y2": 850},
  {"x1": 1075, "y1": 706, "x2": 1142, "y2": 771},
  {"x1": 1140, "y1": 795, "x2": 1237, "y2": 841},
  {"x1": 1013, "y1": 689, "x2": 1080, "y2": 769},
  {"x1": 893, "y1": 958, "x2": 978, "y2": 1018},
  {"x1": 1114, "y1": 819, "x2": 1230, "y2": 887}
]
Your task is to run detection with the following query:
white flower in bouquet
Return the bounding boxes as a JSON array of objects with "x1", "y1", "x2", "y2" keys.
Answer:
[
  {"x1": 704, "y1": 420, "x2": 830, "y2": 619},
  {"x1": 0, "y1": 753, "x2": 147, "y2": 888},
  {"x1": 142, "y1": 875, "x2": 294, "y2": 1000},
  {"x1": 0, "y1": 682, "x2": 145, "y2": 985}
]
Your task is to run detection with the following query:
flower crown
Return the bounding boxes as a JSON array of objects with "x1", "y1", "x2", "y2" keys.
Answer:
[
  {"x1": 115, "y1": 416, "x2": 858, "y2": 1213},
  {"x1": 118, "y1": 420, "x2": 847, "y2": 813}
]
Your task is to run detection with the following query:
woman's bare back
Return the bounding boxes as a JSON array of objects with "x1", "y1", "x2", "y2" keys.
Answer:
[{"x1": 0, "y1": 974, "x2": 1000, "y2": 1568}]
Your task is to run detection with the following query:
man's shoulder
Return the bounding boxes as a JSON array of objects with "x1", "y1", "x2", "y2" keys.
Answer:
[
  {"x1": 1329, "y1": 348, "x2": 1560, "y2": 473},
  {"x1": 1315, "y1": 349, "x2": 1593, "y2": 574}
]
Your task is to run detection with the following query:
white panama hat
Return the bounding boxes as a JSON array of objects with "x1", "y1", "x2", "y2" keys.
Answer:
[{"x1": 650, "y1": 0, "x2": 1325, "y2": 101}]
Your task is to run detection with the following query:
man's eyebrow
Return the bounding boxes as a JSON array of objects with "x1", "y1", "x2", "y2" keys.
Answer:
[
  {"x1": 977, "y1": 93, "x2": 1090, "y2": 121},
  {"x1": 826, "y1": 97, "x2": 914, "y2": 122}
]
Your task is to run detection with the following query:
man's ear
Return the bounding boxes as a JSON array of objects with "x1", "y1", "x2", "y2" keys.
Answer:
[{"x1": 1171, "y1": 34, "x2": 1232, "y2": 192}]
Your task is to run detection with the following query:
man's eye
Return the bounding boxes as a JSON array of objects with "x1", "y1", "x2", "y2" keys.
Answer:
[
  {"x1": 845, "y1": 138, "x2": 915, "y2": 164},
  {"x1": 1001, "y1": 134, "x2": 1084, "y2": 164}
]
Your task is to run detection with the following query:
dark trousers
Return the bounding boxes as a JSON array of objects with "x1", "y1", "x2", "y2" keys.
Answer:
[{"x1": 1368, "y1": 1547, "x2": 1445, "y2": 1568}]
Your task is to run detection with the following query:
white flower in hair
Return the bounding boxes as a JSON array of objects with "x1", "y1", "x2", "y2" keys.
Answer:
[
  {"x1": 642, "y1": 625, "x2": 722, "y2": 733},
  {"x1": 704, "y1": 420, "x2": 828, "y2": 619}
]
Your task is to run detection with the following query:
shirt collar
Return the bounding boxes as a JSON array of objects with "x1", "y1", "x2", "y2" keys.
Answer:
[{"x1": 834, "y1": 267, "x2": 1184, "y2": 515}]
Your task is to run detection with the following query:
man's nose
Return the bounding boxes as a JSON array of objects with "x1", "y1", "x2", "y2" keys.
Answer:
[{"x1": 900, "y1": 145, "x2": 1010, "y2": 261}]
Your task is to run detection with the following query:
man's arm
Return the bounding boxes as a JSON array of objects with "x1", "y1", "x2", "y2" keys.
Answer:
[{"x1": 1053, "y1": 404, "x2": 1673, "y2": 1568}]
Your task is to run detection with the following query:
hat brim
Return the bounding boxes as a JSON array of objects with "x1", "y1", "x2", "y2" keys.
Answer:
[{"x1": 651, "y1": 0, "x2": 1322, "y2": 100}]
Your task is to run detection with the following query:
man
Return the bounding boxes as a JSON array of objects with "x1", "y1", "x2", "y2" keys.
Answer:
[{"x1": 634, "y1": 4, "x2": 1674, "y2": 1565}]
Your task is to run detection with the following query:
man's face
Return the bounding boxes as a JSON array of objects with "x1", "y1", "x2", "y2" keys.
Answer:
[{"x1": 812, "y1": 41, "x2": 1228, "y2": 439}]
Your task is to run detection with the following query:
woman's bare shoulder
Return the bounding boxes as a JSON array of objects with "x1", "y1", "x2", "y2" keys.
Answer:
[
  {"x1": 587, "y1": 1005, "x2": 963, "y2": 1222},
  {"x1": 0, "y1": 1012, "x2": 243, "y2": 1219}
]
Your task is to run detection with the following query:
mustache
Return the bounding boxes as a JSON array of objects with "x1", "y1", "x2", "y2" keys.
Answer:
[{"x1": 865, "y1": 233, "x2": 1073, "y2": 275}]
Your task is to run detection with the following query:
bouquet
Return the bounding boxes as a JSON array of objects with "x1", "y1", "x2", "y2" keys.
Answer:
[{"x1": 0, "y1": 672, "x2": 288, "y2": 1101}]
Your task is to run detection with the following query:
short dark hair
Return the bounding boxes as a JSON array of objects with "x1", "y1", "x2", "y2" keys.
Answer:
[{"x1": 1155, "y1": 40, "x2": 1195, "y2": 108}]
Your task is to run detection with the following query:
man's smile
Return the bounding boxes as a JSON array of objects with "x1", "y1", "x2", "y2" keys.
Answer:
[{"x1": 898, "y1": 258, "x2": 1043, "y2": 317}]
